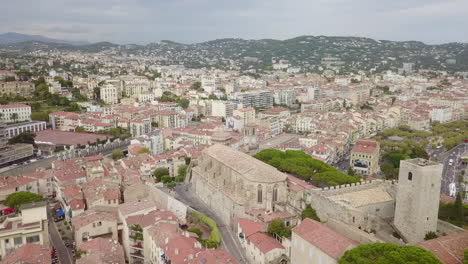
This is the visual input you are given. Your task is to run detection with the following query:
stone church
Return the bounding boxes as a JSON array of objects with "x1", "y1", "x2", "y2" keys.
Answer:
[{"x1": 191, "y1": 144, "x2": 295, "y2": 230}]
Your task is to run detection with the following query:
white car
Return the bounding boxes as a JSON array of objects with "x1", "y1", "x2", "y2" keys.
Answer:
[{"x1": 448, "y1": 159, "x2": 453, "y2": 166}]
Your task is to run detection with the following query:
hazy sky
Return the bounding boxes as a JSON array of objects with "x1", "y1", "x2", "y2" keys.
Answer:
[{"x1": 1, "y1": 0, "x2": 467, "y2": 44}]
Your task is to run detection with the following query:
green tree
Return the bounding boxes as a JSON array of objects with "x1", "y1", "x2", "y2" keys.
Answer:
[
  {"x1": 301, "y1": 204, "x2": 321, "y2": 222},
  {"x1": 347, "y1": 167, "x2": 357, "y2": 176},
  {"x1": 8, "y1": 132, "x2": 36, "y2": 146},
  {"x1": 410, "y1": 145, "x2": 429, "y2": 159},
  {"x1": 111, "y1": 149, "x2": 124, "y2": 160},
  {"x1": 75, "y1": 126, "x2": 86, "y2": 132},
  {"x1": 267, "y1": 219, "x2": 291, "y2": 238},
  {"x1": 191, "y1": 81, "x2": 202, "y2": 91},
  {"x1": 177, "y1": 165, "x2": 188, "y2": 182},
  {"x1": 454, "y1": 192, "x2": 464, "y2": 225},
  {"x1": 153, "y1": 168, "x2": 170, "y2": 182},
  {"x1": 161, "y1": 175, "x2": 172, "y2": 184},
  {"x1": 387, "y1": 153, "x2": 409, "y2": 168},
  {"x1": 338, "y1": 243, "x2": 442, "y2": 264},
  {"x1": 5, "y1": 192, "x2": 44, "y2": 210},
  {"x1": 177, "y1": 98, "x2": 190, "y2": 109},
  {"x1": 380, "y1": 163, "x2": 398, "y2": 180},
  {"x1": 11, "y1": 113, "x2": 18, "y2": 122},
  {"x1": 138, "y1": 147, "x2": 150, "y2": 154},
  {"x1": 65, "y1": 102, "x2": 81, "y2": 112},
  {"x1": 31, "y1": 112, "x2": 50, "y2": 122},
  {"x1": 424, "y1": 231, "x2": 438, "y2": 240}
]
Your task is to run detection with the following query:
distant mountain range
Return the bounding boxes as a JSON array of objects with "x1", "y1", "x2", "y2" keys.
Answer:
[
  {"x1": 0, "y1": 32, "x2": 90, "y2": 46},
  {"x1": 1, "y1": 33, "x2": 467, "y2": 73}
]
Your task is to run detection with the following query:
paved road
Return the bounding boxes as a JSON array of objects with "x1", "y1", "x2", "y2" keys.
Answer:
[
  {"x1": 174, "y1": 183, "x2": 248, "y2": 264},
  {"x1": 437, "y1": 143, "x2": 467, "y2": 196},
  {"x1": 47, "y1": 205, "x2": 73, "y2": 264},
  {"x1": 332, "y1": 149, "x2": 352, "y2": 173}
]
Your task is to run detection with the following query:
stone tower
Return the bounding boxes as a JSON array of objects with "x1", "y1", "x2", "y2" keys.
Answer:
[{"x1": 393, "y1": 158, "x2": 443, "y2": 244}]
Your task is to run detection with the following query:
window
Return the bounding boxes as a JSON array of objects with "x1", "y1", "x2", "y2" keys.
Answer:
[
  {"x1": 14, "y1": 237, "x2": 22, "y2": 246},
  {"x1": 97, "y1": 221, "x2": 102, "y2": 227},
  {"x1": 26, "y1": 235, "x2": 40, "y2": 243},
  {"x1": 408, "y1": 172, "x2": 413, "y2": 181},
  {"x1": 257, "y1": 184, "x2": 262, "y2": 203},
  {"x1": 272, "y1": 185, "x2": 278, "y2": 202}
]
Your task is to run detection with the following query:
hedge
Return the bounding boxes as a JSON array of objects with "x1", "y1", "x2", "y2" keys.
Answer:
[{"x1": 191, "y1": 211, "x2": 221, "y2": 248}]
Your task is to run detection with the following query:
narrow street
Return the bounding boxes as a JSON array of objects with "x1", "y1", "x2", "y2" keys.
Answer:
[
  {"x1": 47, "y1": 204, "x2": 74, "y2": 264},
  {"x1": 173, "y1": 183, "x2": 248, "y2": 264},
  {"x1": 438, "y1": 143, "x2": 467, "y2": 197}
]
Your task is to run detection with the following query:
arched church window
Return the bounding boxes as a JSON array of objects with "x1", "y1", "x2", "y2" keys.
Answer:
[{"x1": 257, "y1": 184, "x2": 263, "y2": 203}]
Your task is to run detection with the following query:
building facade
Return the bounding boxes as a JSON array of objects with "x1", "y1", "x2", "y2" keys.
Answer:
[
  {"x1": 394, "y1": 159, "x2": 443, "y2": 244},
  {"x1": 191, "y1": 144, "x2": 289, "y2": 230},
  {"x1": 0, "y1": 104, "x2": 31, "y2": 123},
  {"x1": 0, "y1": 81, "x2": 35, "y2": 97},
  {"x1": 0, "y1": 202, "x2": 49, "y2": 260},
  {"x1": 349, "y1": 139, "x2": 380, "y2": 176}
]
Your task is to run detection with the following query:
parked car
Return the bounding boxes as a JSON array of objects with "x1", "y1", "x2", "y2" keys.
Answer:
[
  {"x1": 449, "y1": 159, "x2": 453, "y2": 166},
  {"x1": 0, "y1": 208, "x2": 16, "y2": 215}
]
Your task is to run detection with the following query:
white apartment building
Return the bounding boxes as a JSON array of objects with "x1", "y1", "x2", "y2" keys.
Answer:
[
  {"x1": 294, "y1": 117, "x2": 315, "y2": 133},
  {"x1": 234, "y1": 107, "x2": 256, "y2": 125},
  {"x1": 201, "y1": 76, "x2": 220, "y2": 93},
  {"x1": 211, "y1": 100, "x2": 234, "y2": 118},
  {"x1": 0, "y1": 104, "x2": 31, "y2": 123},
  {"x1": 224, "y1": 82, "x2": 239, "y2": 95},
  {"x1": 307, "y1": 86, "x2": 321, "y2": 100},
  {"x1": 138, "y1": 92, "x2": 155, "y2": 103},
  {"x1": 100, "y1": 83, "x2": 119, "y2": 105},
  {"x1": 273, "y1": 89, "x2": 297, "y2": 106},
  {"x1": 430, "y1": 106, "x2": 453, "y2": 123},
  {"x1": 130, "y1": 131, "x2": 164, "y2": 155},
  {"x1": 236, "y1": 90, "x2": 273, "y2": 109}
]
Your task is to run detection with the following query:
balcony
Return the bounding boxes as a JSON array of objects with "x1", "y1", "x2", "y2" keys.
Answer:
[
  {"x1": 131, "y1": 243, "x2": 144, "y2": 249},
  {"x1": 130, "y1": 251, "x2": 145, "y2": 259}
]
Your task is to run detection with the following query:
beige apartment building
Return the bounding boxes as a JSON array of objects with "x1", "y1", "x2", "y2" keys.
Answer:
[
  {"x1": 234, "y1": 107, "x2": 256, "y2": 125},
  {"x1": 0, "y1": 201, "x2": 49, "y2": 260},
  {"x1": 0, "y1": 81, "x2": 35, "y2": 97},
  {"x1": 72, "y1": 208, "x2": 119, "y2": 248},
  {"x1": 349, "y1": 139, "x2": 380, "y2": 176},
  {"x1": 100, "y1": 83, "x2": 119, "y2": 104}
]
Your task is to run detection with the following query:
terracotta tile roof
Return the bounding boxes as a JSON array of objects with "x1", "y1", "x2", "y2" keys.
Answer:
[
  {"x1": 77, "y1": 238, "x2": 125, "y2": 264},
  {"x1": 1, "y1": 243, "x2": 51, "y2": 264},
  {"x1": 351, "y1": 139, "x2": 379, "y2": 154},
  {"x1": 126, "y1": 209, "x2": 177, "y2": 228},
  {"x1": 293, "y1": 218, "x2": 358, "y2": 260},
  {"x1": 248, "y1": 232, "x2": 284, "y2": 254},
  {"x1": 72, "y1": 208, "x2": 118, "y2": 230},
  {"x1": 238, "y1": 218, "x2": 265, "y2": 237},
  {"x1": 417, "y1": 231, "x2": 468, "y2": 264},
  {"x1": 0, "y1": 103, "x2": 30, "y2": 109},
  {"x1": 189, "y1": 249, "x2": 239, "y2": 264}
]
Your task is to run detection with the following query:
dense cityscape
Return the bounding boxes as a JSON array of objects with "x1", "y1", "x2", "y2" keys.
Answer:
[{"x1": 0, "y1": 3, "x2": 468, "y2": 264}]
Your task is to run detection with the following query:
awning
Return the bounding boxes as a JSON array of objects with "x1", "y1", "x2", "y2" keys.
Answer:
[{"x1": 56, "y1": 209, "x2": 64, "y2": 217}]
